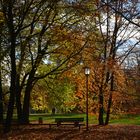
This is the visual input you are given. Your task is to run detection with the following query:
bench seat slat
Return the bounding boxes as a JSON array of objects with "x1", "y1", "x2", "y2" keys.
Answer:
[
  {"x1": 49, "y1": 122, "x2": 85, "y2": 130},
  {"x1": 51, "y1": 117, "x2": 84, "y2": 130},
  {"x1": 55, "y1": 117, "x2": 84, "y2": 123}
]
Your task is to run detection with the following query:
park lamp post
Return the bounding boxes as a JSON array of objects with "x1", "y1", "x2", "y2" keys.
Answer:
[{"x1": 84, "y1": 67, "x2": 90, "y2": 131}]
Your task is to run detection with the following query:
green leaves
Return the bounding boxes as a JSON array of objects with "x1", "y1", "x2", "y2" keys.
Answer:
[{"x1": 31, "y1": 76, "x2": 76, "y2": 112}]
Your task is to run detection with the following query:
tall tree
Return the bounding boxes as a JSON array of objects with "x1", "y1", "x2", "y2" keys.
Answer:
[
  {"x1": 0, "y1": 0, "x2": 96, "y2": 131},
  {"x1": 0, "y1": 14, "x2": 3, "y2": 123},
  {"x1": 95, "y1": 0, "x2": 140, "y2": 125}
]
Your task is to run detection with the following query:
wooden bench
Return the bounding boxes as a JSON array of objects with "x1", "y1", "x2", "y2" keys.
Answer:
[{"x1": 49, "y1": 117, "x2": 84, "y2": 130}]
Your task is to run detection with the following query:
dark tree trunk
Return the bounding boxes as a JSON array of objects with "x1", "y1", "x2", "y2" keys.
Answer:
[
  {"x1": 15, "y1": 75, "x2": 23, "y2": 124},
  {"x1": 22, "y1": 70, "x2": 35, "y2": 124},
  {"x1": 4, "y1": 40, "x2": 16, "y2": 133},
  {"x1": 22, "y1": 84, "x2": 33, "y2": 124},
  {"x1": 0, "y1": 71, "x2": 3, "y2": 124},
  {"x1": 0, "y1": 13, "x2": 3, "y2": 124},
  {"x1": 3, "y1": 1, "x2": 17, "y2": 132},
  {"x1": 98, "y1": 87, "x2": 104, "y2": 125},
  {"x1": 4, "y1": 88, "x2": 15, "y2": 133},
  {"x1": 105, "y1": 74, "x2": 114, "y2": 125},
  {"x1": 105, "y1": 91, "x2": 112, "y2": 125}
]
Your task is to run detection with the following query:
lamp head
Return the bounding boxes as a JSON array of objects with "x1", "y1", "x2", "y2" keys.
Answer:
[{"x1": 84, "y1": 67, "x2": 90, "y2": 75}]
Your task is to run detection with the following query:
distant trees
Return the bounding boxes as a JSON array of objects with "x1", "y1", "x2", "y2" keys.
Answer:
[
  {"x1": 123, "y1": 47, "x2": 140, "y2": 108},
  {"x1": 31, "y1": 76, "x2": 76, "y2": 113},
  {"x1": 94, "y1": 0, "x2": 140, "y2": 125}
]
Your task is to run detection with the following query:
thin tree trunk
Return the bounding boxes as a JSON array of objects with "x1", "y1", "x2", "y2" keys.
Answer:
[
  {"x1": 0, "y1": 70, "x2": 3, "y2": 124},
  {"x1": 22, "y1": 84, "x2": 33, "y2": 124},
  {"x1": 0, "y1": 9, "x2": 3, "y2": 124},
  {"x1": 105, "y1": 74, "x2": 114, "y2": 125},
  {"x1": 98, "y1": 87, "x2": 104, "y2": 125},
  {"x1": 22, "y1": 70, "x2": 35, "y2": 124},
  {"x1": 15, "y1": 75, "x2": 23, "y2": 124}
]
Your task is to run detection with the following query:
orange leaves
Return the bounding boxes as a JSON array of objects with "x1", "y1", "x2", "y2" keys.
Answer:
[
  {"x1": 71, "y1": 1, "x2": 96, "y2": 16},
  {"x1": 50, "y1": 25, "x2": 85, "y2": 58},
  {"x1": 51, "y1": 25, "x2": 84, "y2": 45}
]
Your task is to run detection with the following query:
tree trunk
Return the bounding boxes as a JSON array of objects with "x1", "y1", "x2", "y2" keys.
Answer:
[
  {"x1": 22, "y1": 85, "x2": 32, "y2": 124},
  {"x1": 98, "y1": 87, "x2": 104, "y2": 125},
  {"x1": 3, "y1": 90, "x2": 15, "y2": 133},
  {"x1": 4, "y1": 42, "x2": 16, "y2": 133},
  {"x1": 0, "y1": 13, "x2": 3, "y2": 124},
  {"x1": 15, "y1": 75, "x2": 23, "y2": 124},
  {"x1": 0, "y1": 71, "x2": 3, "y2": 124},
  {"x1": 3, "y1": 1, "x2": 17, "y2": 132},
  {"x1": 105, "y1": 91, "x2": 112, "y2": 125},
  {"x1": 16, "y1": 92, "x2": 23, "y2": 124},
  {"x1": 22, "y1": 70, "x2": 35, "y2": 124},
  {"x1": 105, "y1": 74, "x2": 114, "y2": 125}
]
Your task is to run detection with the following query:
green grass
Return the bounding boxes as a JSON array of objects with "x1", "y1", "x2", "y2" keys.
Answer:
[
  {"x1": 110, "y1": 114, "x2": 140, "y2": 125},
  {"x1": 29, "y1": 113, "x2": 98, "y2": 124},
  {"x1": 4, "y1": 113, "x2": 140, "y2": 125},
  {"x1": 7, "y1": 113, "x2": 139, "y2": 125},
  {"x1": 29, "y1": 113, "x2": 140, "y2": 125}
]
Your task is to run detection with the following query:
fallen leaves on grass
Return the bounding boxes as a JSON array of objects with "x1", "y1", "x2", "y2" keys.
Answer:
[{"x1": 0, "y1": 125, "x2": 140, "y2": 140}]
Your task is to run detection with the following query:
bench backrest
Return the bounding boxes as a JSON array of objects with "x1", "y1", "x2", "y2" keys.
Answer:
[{"x1": 55, "y1": 117, "x2": 84, "y2": 123}]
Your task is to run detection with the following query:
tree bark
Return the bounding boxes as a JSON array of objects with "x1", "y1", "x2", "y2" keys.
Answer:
[
  {"x1": 22, "y1": 70, "x2": 35, "y2": 124},
  {"x1": 0, "y1": 70, "x2": 3, "y2": 124},
  {"x1": 15, "y1": 75, "x2": 23, "y2": 124},
  {"x1": 22, "y1": 91, "x2": 30, "y2": 123},
  {"x1": 105, "y1": 74, "x2": 114, "y2": 125},
  {"x1": 0, "y1": 11, "x2": 3, "y2": 124},
  {"x1": 98, "y1": 87, "x2": 104, "y2": 125},
  {"x1": 4, "y1": 40, "x2": 16, "y2": 133},
  {"x1": 3, "y1": 0, "x2": 17, "y2": 133}
]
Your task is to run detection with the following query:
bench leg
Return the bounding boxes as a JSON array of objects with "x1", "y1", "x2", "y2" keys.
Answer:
[
  {"x1": 49, "y1": 124, "x2": 51, "y2": 129},
  {"x1": 79, "y1": 125, "x2": 81, "y2": 130},
  {"x1": 57, "y1": 122, "x2": 61, "y2": 127}
]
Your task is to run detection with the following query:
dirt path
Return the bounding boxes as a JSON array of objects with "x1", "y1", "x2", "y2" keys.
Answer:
[{"x1": 1, "y1": 125, "x2": 140, "y2": 140}]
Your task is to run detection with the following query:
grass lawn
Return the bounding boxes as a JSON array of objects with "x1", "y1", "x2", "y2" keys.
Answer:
[
  {"x1": 29, "y1": 113, "x2": 97, "y2": 124},
  {"x1": 110, "y1": 114, "x2": 140, "y2": 125},
  {"x1": 29, "y1": 113, "x2": 140, "y2": 125}
]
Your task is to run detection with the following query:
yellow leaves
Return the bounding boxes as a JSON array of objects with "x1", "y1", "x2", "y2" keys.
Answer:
[
  {"x1": 51, "y1": 25, "x2": 84, "y2": 47},
  {"x1": 71, "y1": 0, "x2": 97, "y2": 16},
  {"x1": 31, "y1": 85, "x2": 48, "y2": 111},
  {"x1": 50, "y1": 25, "x2": 85, "y2": 59},
  {"x1": 51, "y1": 26, "x2": 68, "y2": 41},
  {"x1": 114, "y1": 66, "x2": 126, "y2": 90}
]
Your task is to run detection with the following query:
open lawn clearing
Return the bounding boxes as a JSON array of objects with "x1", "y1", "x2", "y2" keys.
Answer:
[
  {"x1": 29, "y1": 113, "x2": 140, "y2": 125},
  {"x1": 0, "y1": 125, "x2": 140, "y2": 140}
]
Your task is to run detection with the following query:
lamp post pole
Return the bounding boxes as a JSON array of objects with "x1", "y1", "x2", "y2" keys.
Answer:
[
  {"x1": 84, "y1": 67, "x2": 90, "y2": 131},
  {"x1": 86, "y1": 74, "x2": 89, "y2": 131}
]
